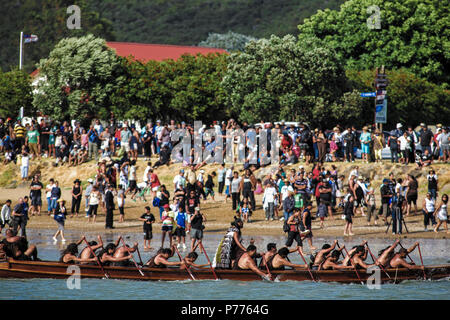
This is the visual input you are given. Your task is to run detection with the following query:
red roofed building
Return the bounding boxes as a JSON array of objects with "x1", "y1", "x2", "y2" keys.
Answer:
[
  {"x1": 31, "y1": 42, "x2": 227, "y2": 81},
  {"x1": 106, "y1": 42, "x2": 227, "y2": 62}
]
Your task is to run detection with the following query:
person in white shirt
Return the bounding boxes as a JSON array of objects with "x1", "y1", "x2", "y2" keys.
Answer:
[
  {"x1": 398, "y1": 131, "x2": 411, "y2": 164},
  {"x1": 1, "y1": 200, "x2": 12, "y2": 232},
  {"x1": 45, "y1": 178, "x2": 55, "y2": 215},
  {"x1": 348, "y1": 166, "x2": 359, "y2": 181},
  {"x1": 224, "y1": 166, "x2": 233, "y2": 202},
  {"x1": 173, "y1": 169, "x2": 186, "y2": 191},
  {"x1": 20, "y1": 151, "x2": 30, "y2": 181},
  {"x1": 197, "y1": 170, "x2": 205, "y2": 184},
  {"x1": 263, "y1": 182, "x2": 278, "y2": 221}
]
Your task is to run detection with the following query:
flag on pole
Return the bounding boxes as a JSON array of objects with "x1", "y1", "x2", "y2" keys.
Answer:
[{"x1": 23, "y1": 34, "x2": 38, "y2": 43}]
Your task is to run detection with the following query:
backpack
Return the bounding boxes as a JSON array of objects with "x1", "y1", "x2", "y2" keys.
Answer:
[{"x1": 152, "y1": 197, "x2": 160, "y2": 207}]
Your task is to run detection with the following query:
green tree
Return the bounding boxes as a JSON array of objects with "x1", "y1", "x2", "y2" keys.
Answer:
[
  {"x1": 33, "y1": 35, "x2": 125, "y2": 121},
  {"x1": 0, "y1": 70, "x2": 33, "y2": 117},
  {"x1": 199, "y1": 31, "x2": 257, "y2": 52},
  {"x1": 222, "y1": 35, "x2": 360, "y2": 127},
  {"x1": 298, "y1": 0, "x2": 450, "y2": 87}
]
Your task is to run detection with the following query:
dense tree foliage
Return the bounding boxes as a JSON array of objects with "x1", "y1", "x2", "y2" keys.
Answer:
[
  {"x1": 222, "y1": 35, "x2": 363, "y2": 127},
  {"x1": 110, "y1": 53, "x2": 228, "y2": 123},
  {"x1": 88, "y1": 0, "x2": 344, "y2": 45},
  {"x1": 0, "y1": 0, "x2": 115, "y2": 73},
  {"x1": 33, "y1": 35, "x2": 125, "y2": 121},
  {"x1": 298, "y1": 0, "x2": 450, "y2": 87},
  {"x1": 0, "y1": 70, "x2": 33, "y2": 118}
]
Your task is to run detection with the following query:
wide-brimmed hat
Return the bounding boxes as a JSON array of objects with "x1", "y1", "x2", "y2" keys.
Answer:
[
  {"x1": 87, "y1": 178, "x2": 94, "y2": 183},
  {"x1": 74, "y1": 179, "x2": 81, "y2": 184},
  {"x1": 163, "y1": 204, "x2": 170, "y2": 209},
  {"x1": 57, "y1": 199, "x2": 66, "y2": 203}
]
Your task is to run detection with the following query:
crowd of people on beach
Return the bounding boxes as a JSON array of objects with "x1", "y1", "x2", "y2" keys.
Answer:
[{"x1": 1, "y1": 116, "x2": 449, "y2": 178}]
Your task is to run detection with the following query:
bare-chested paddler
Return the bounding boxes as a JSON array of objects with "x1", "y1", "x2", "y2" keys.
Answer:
[
  {"x1": 79, "y1": 235, "x2": 104, "y2": 265},
  {"x1": 145, "y1": 248, "x2": 182, "y2": 268},
  {"x1": 233, "y1": 245, "x2": 270, "y2": 279},
  {"x1": 269, "y1": 247, "x2": 308, "y2": 270},
  {"x1": 180, "y1": 252, "x2": 209, "y2": 270},
  {"x1": 113, "y1": 241, "x2": 139, "y2": 267},
  {"x1": 320, "y1": 250, "x2": 354, "y2": 270},
  {"x1": 389, "y1": 242, "x2": 424, "y2": 270},
  {"x1": 311, "y1": 240, "x2": 338, "y2": 270},
  {"x1": 258, "y1": 243, "x2": 277, "y2": 270},
  {"x1": 376, "y1": 239, "x2": 400, "y2": 268}
]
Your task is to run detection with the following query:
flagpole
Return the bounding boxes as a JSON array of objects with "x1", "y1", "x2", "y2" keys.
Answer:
[{"x1": 19, "y1": 31, "x2": 23, "y2": 70}]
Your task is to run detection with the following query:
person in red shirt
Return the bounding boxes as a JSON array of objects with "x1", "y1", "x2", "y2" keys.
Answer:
[{"x1": 149, "y1": 168, "x2": 161, "y2": 197}]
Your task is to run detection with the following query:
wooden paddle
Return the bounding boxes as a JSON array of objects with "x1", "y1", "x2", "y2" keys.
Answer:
[
  {"x1": 120, "y1": 237, "x2": 144, "y2": 277},
  {"x1": 82, "y1": 237, "x2": 109, "y2": 279},
  {"x1": 398, "y1": 242, "x2": 415, "y2": 264},
  {"x1": 365, "y1": 242, "x2": 391, "y2": 280},
  {"x1": 174, "y1": 245, "x2": 196, "y2": 281},
  {"x1": 337, "y1": 241, "x2": 364, "y2": 285},
  {"x1": 136, "y1": 247, "x2": 144, "y2": 266},
  {"x1": 297, "y1": 247, "x2": 315, "y2": 282},
  {"x1": 417, "y1": 243, "x2": 426, "y2": 280},
  {"x1": 198, "y1": 242, "x2": 218, "y2": 280}
]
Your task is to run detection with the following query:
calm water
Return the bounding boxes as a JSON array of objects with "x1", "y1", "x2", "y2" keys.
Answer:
[{"x1": 1, "y1": 229, "x2": 449, "y2": 300}]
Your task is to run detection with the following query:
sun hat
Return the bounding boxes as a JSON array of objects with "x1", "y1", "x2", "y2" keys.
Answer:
[
  {"x1": 87, "y1": 178, "x2": 94, "y2": 183},
  {"x1": 163, "y1": 204, "x2": 169, "y2": 209}
]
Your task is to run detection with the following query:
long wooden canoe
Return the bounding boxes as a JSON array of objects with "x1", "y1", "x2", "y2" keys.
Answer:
[{"x1": 0, "y1": 259, "x2": 449, "y2": 283}]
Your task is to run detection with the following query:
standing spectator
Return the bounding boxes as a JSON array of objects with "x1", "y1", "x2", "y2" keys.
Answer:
[
  {"x1": 343, "y1": 194, "x2": 355, "y2": 236},
  {"x1": 87, "y1": 125, "x2": 100, "y2": 161},
  {"x1": 14, "y1": 121, "x2": 26, "y2": 152},
  {"x1": 360, "y1": 126, "x2": 371, "y2": 163},
  {"x1": 388, "y1": 133, "x2": 399, "y2": 163},
  {"x1": 161, "y1": 204, "x2": 175, "y2": 248},
  {"x1": 20, "y1": 150, "x2": 30, "y2": 181},
  {"x1": 139, "y1": 206, "x2": 155, "y2": 250},
  {"x1": 87, "y1": 186, "x2": 100, "y2": 223},
  {"x1": 433, "y1": 194, "x2": 448, "y2": 233},
  {"x1": 438, "y1": 127, "x2": 450, "y2": 162},
  {"x1": 398, "y1": 131, "x2": 412, "y2": 164},
  {"x1": 263, "y1": 182, "x2": 277, "y2": 221},
  {"x1": 405, "y1": 174, "x2": 418, "y2": 216},
  {"x1": 117, "y1": 184, "x2": 125, "y2": 223},
  {"x1": 173, "y1": 170, "x2": 186, "y2": 192},
  {"x1": 343, "y1": 127, "x2": 355, "y2": 162},
  {"x1": 240, "y1": 169, "x2": 256, "y2": 211},
  {"x1": 372, "y1": 129, "x2": 385, "y2": 163},
  {"x1": 29, "y1": 174, "x2": 43, "y2": 216},
  {"x1": 365, "y1": 181, "x2": 377, "y2": 226},
  {"x1": 120, "y1": 125, "x2": 132, "y2": 156},
  {"x1": 11, "y1": 198, "x2": 27, "y2": 238},
  {"x1": 84, "y1": 178, "x2": 93, "y2": 217},
  {"x1": 316, "y1": 129, "x2": 328, "y2": 164},
  {"x1": 422, "y1": 192, "x2": 436, "y2": 231},
  {"x1": 217, "y1": 164, "x2": 226, "y2": 196},
  {"x1": 224, "y1": 165, "x2": 233, "y2": 203},
  {"x1": 52, "y1": 199, "x2": 67, "y2": 242},
  {"x1": 45, "y1": 178, "x2": 55, "y2": 215},
  {"x1": 427, "y1": 170, "x2": 438, "y2": 200},
  {"x1": 50, "y1": 181, "x2": 61, "y2": 214},
  {"x1": 204, "y1": 172, "x2": 216, "y2": 201},
  {"x1": 142, "y1": 125, "x2": 153, "y2": 160},
  {"x1": 189, "y1": 207, "x2": 206, "y2": 252},
  {"x1": 105, "y1": 184, "x2": 115, "y2": 229},
  {"x1": 230, "y1": 171, "x2": 242, "y2": 211},
  {"x1": 70, "y1": 179, "x2": 83, "y2": 218},
  {"x1": 283, "y1": 191, "x2": 295, "y2": 222},
  {"x1": 174, "y1": 204, "x2": 189, "y2": 250},
  {"x1": 0, "y1": 200, "x2": 12, "y2": 233},
  {"x1": 419, "y1": 123, "x2": 434, "y2": 154},
  {"x1": 26, "y1": 125, "x2": 40, "y2": 159}
]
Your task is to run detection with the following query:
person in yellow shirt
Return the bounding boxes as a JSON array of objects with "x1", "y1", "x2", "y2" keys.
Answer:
[{"x1": 161, "y1": 204, "x2": 175, "y2": 248}]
